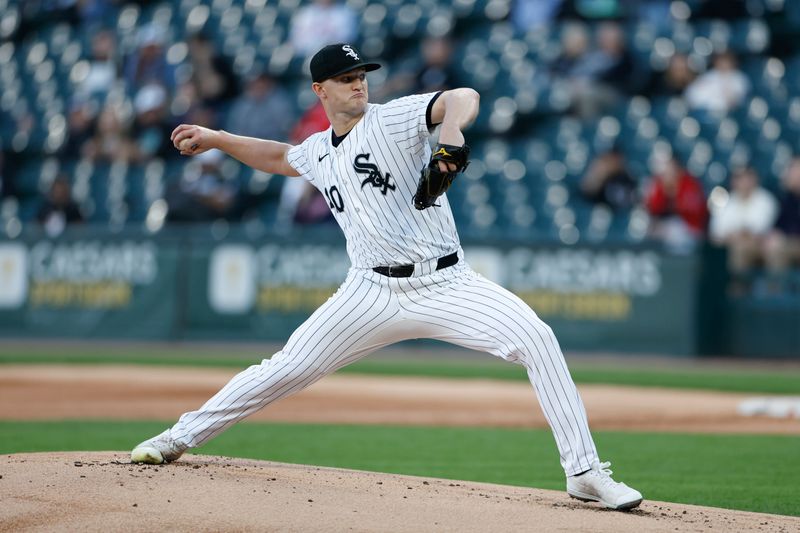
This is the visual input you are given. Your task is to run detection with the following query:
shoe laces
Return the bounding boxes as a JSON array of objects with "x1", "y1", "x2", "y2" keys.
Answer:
[
  {"x1": 154, "y1": 430, "x2": 181, "y2": 453},
  {"x1": 591, "y1": 461, "x2": 620, "y2": 489}
]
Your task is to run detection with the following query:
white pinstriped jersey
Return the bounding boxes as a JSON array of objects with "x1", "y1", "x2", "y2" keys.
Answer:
[
  {"x1": 166, "y1": 89, "x2": 602, "y2": 481},
  {"x1": 286, "y1": 92, "x2": 460, "y2": 269}
]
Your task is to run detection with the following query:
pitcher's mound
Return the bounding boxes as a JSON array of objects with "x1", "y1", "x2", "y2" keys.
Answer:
[{"x1": 1, "y1": 452, "x2": 795, "y2": 532}]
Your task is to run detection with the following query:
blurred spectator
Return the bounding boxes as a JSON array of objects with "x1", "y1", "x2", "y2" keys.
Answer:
[
  {"x1": 685, "y1": 52, "x2": 750, "y2": 114},
  {"x1": 626, "y1": 0, "x2": 671, "y2": 31},
  {"x1": 13, "y1": 112, "x2": 36, "y2": 151},
  {"x1": 186, "y1": 33, "x2": 239, "y2": 107},
  {"x1": 76, "y1": 0, "x2": 117, "y2": 30},
  {"x1": 166, "y1": 150, "x2": 239, "y2": 222},
  {"x1": 184, "y1": 102, "x2": 219, "y2": 130},
  {"x1": 124, "y1": 24, "x2": 177, "y2": 92},
  {"x1": 18, "y1": 0, "x2": 116, "y2": 33},
  {"x1": 131, "y1": 84, "x2": 175, "y2": 162},
  {"x1": 580, "y1": 146, "x2": 637, "y2": 210},
  {"x1": 0, "y1": 151, "x2": 13, "y2": 199},
  {"x1": 82, "y1": 103, "x2": 134, "y2": 162},
  {"x1": 644, "y1": 155, "x2": 708, "y2": 250},
  {"x1": 412, "y1": 36, "x2": 457, "y2": 93},
  {"x1": 763, "y1": 159, "x2": 800, "y2": 286},
  {"x1": 289, "y1": 0, "x2": 357, "y2": 57},
  {"x1": 710, "y1": 167, "x2": 778, "y2": 282},
  {"x1": 15, "y1": 0, "x2": 79, "y2": 40},
  {"x1": 550, "y1": 21, "x2": 590, "y2": 79},
  {"x1": 277, "y1": 102, "x2": 334, "y2": 227},
  {"x1": 37, "y1": 175, "x2": 84, "y2": 236},
  {"x1": 225, "y1": 73, "x2": 293, "y2": 141},
  {"x1": 378, "y1": 36, "x2": 458, "y2": 100},
  {"x1": 61, "y1": 98, "x2": 97, "y2": 156},
  {"x1": 583, "y1": 21, "x2": 638, "y2": 91},
  {"x1": 171, "y1": 80, "x2": 202, "y2": 123},
  {"x1": 551, "y1": 21, "x2": 634, "y2": 118},
  {"x1": 646, "y1": 53, "x2": 697, "y2": 96},
  {"x1": 79, "y1": 30, "x2": 119, "y2": 98},
  {"x1": 171, "y1": 77, "x2": 223, "y2": 130},
  {"x1": 511, "y1": 0, "x2": 563, "y2": 33},
  {"x1": 289, "y1": 102, "x2": 329, "y2": 145}
]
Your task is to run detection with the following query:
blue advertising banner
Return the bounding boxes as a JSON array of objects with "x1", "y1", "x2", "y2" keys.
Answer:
[
  {"x1": 0, "y1": 227, "x2": 710, "y2": 355},
  {"x1": 0, "y1": 231, "x2": 180, "y2": 338}
]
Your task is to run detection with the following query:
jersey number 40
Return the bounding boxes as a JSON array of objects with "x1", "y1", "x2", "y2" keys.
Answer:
[{"x1": 324, "y1": 186, "x2": 345, "y2": 213}]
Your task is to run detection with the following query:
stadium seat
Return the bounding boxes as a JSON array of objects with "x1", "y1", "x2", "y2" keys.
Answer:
[
  {"x1": 1, "y1": 0, "x2": 795, "y2": 250},
  {"x1": 17, "y1": 197, "x2": 40, "y2": 222}
]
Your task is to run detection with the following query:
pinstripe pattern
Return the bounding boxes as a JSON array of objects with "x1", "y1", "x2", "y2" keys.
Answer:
[
  {"x1": 165, "y1": 91, "x2": 601, "y2": 477},
  {"x1": 172, "y1": 270, "x2": 401, "y2": 447},
  {"x1": 286, "y1": 93, "x2": 460, "y2": 269},
  {"x1": 394, "y1": 264, "x2": 598, "y2": 475},
  {"x1": 171, "y1": 265, "x2": 598, "y2": 475}
]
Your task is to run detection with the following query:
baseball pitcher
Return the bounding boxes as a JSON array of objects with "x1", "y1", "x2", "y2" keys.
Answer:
[{"x1": 132, "y1": 43, "x2": 643, "y2": 511}]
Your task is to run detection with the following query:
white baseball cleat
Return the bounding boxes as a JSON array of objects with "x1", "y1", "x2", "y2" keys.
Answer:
[
  {"x1": 566, "y1": 461, "x2": 643, "y2": 510},
  {"x1": 130, "y1": 429, "x2": 187, "y2": 464}
]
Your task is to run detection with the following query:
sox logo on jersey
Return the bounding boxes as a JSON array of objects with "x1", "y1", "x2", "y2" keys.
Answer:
[
  {"x1": 283, "y1": 93, "x2": 464, "y2": 268},
  {"x1": 354, "y1": 153, "x2": 396, "y2": 195}
]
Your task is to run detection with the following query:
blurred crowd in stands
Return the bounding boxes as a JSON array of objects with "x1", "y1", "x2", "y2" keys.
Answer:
[{"x1": 1, "y1": 0, "x2": 800, "y2": 296}]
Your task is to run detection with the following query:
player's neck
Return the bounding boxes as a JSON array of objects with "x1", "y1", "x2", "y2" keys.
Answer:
[{"x1": 328, "y1": 110, "x2": 365, "y2": 138}]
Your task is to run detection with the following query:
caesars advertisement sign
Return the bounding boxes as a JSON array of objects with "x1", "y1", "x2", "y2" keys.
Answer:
[
  {"x1": 0, "y1": 237, "x2": 687, "y2": 349},
  {"x1": 208, "y1": 243, "x2": 350, "y2": 315},
  {"x1": 207, "y1": 243, "x2": 663, "y2": 323},
  {"x1": 0, "y1": 240, "x2": 158, "y2": 311},
  {"x1": 467, "y1": 246, "x2": 662, "y2": 321}
]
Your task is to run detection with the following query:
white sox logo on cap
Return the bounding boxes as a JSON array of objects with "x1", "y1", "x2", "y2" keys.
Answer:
[
  {"x1": 342, "y1": 44, "x2": 359, "y2": 61},
  {"x1": 309, "y1": 43, "x2": 380, "y2": 82}
]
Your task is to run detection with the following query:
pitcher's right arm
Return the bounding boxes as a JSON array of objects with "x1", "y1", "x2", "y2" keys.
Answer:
[{"x1": 171, "y1": 124, "x2": 301, "y2": 177}]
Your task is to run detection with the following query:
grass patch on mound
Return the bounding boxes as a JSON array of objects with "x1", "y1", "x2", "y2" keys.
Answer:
[
  {"x1": 1, "y1": 349, "x2": 800, "y2": 394},
  {"x1": 2, "y1": 420, "x2": 798, "y2": 517}
]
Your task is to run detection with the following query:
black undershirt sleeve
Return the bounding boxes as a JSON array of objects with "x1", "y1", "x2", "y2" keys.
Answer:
[{"x1": 426, "y1": 91, "x2": 444, "y2": 131}]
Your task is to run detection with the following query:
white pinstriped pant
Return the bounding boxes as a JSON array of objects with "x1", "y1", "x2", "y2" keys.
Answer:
[{"x1": 171, "y1": 261, "x2": 599, "y2": 476}]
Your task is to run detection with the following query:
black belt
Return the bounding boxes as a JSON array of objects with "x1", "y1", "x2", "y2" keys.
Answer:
[{"x1": 372, "y1": 252, "x2": 459, "y2": 278}]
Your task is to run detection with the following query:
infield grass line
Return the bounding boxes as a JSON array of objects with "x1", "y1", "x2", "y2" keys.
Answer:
[
  {"x1": 1, "y1": 350, "x2": 799, "y2": 394},
  {"x1": 1, "y1": 420, "x2": 798, "y2": 517}
]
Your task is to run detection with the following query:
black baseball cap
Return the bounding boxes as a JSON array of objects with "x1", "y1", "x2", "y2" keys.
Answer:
[{"x1": 310, "y1": 43, "x2": 381, "y2": 83}]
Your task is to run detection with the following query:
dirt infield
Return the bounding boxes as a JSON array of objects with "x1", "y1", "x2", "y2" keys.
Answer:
[
  {"x1": 2, "y1": 452, "x2": 798, "y2": 533},
  {"x1": 0, "y1": 365, "x2": 798, "y2": 434},
  {"x1": 2, "y1": 364, "x2": 799, "y2": 531}
]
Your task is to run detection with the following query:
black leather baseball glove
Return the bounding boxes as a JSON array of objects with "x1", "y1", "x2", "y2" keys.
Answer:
[{"x1": 413, "y1": 143, "x2": 471, "y2": 210}]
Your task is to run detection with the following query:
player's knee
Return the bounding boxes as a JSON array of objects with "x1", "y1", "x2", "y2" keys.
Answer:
[
  {"x1": 519, "y1": 322, "x2": 562, "y2": 363},
  {"x1": 524, "y1": 315, "x2": 558, "y2": 344},
  {"x1": 541, "y1": 323, "x2": 558, "y2": 343},
  {"x1": 256, "y1": 351, "x2": 328, "y2": 381}
]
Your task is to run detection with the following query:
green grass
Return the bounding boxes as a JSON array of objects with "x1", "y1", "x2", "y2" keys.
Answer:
[
  {"x1": 342, "y1": 359, "x2": 800, "y2": 395},
  {"x1": 2, "y1": 420, "x2": 798, "y2": 517},
  {"x1": 0, "y1": 349, "x2": 253, "y2": 368},
  {"x1": 1, "y1": 349, "x2": 800, "y2": 394}
]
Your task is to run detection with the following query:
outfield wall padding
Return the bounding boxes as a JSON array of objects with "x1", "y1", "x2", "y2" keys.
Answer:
[{"x1": 0, "y1": 226, "x2": 787, "y2": 357}]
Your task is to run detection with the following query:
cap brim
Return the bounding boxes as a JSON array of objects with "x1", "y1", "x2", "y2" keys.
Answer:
[{"x1": 318, "y1": 62, "x2": 381, "y2": 82}]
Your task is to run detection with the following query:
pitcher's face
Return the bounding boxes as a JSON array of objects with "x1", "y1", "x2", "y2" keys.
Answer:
[{"x1": 314, "y1": 68, "x2": 368, "y2": 117}]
